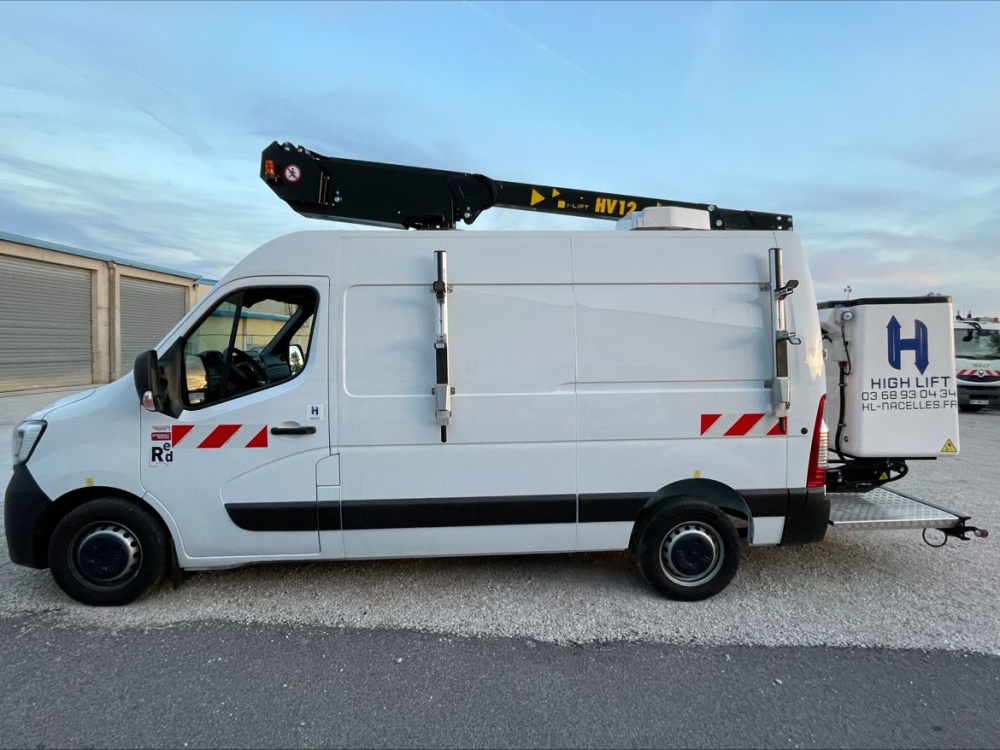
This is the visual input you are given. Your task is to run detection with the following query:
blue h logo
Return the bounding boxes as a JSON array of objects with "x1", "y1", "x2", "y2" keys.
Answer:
[{"x1": 887, "y1": 316, "x2": 929, "y2": 374}]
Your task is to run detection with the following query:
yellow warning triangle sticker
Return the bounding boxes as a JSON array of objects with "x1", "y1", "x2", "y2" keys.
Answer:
[
  {"x1": 530, "y1": 189, "x2": 545, "y2": 206},
  {"x1": 941, "y1": 439, "x2": 957, "y2": 453}
]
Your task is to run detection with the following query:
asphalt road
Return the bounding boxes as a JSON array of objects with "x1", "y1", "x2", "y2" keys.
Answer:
[
  {"x1": 2, "y1": 387, "x2": 998, "y2": 748},
  {"x1": 1, "y1": 614, "x2": 998, "y2": 750}
]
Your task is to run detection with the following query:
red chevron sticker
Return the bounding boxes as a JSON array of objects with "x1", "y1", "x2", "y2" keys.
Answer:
[
  {"x1": 171, "y1": 424, "x2": 195, "y2": 446},
  {"x1": 724, "y1": 413, "x2": 765, "y2": 436},
  {"x1": 245, "y1": 427, "x2": 269, "y2": 448},
  {"x1": 700, "y1": 413, "x2": 721, "y2": 435},
  {"x1": 197, "y1": 424, "x2": 241, "y2": 449},
  {"x1": 767, "y1": 418, "x2": 787, "y2": 436},
  {"x1": 700, "y1": 413, "x2": 785, "y2": 437}
]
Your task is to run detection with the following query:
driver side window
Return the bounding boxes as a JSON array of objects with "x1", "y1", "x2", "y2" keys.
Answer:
[{"x1": 182, "y1": 286, "x2": 318, "y2": 408}]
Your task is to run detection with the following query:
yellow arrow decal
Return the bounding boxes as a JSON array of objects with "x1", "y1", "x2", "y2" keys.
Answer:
[
  {"x1": 530, "y1": 189, "x2": 545, "y2": 206},
  {"x1": 552, "y1": 188, "x2": 560, "y2": 198}
]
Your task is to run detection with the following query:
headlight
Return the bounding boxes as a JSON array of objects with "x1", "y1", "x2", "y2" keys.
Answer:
[{"x1": 12, "y1": 420, "x2": 46, "y2": 466}]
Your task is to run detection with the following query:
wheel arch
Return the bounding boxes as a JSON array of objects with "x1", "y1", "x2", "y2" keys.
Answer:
[
  {"x1": 34, "y1": 486, "x2": 173, "y2": 570},
  {"x1": 628, "y1": 478, "x2": 751, "y2": 557}
]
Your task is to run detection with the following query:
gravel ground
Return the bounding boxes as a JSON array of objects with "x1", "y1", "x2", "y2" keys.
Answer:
[{"x1": 2, "y1": 387, "x2": 997, "y2": 653}]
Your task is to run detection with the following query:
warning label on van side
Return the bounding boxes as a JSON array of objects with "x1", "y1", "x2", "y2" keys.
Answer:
[
  {"x1": 149, "y1": 425, "x2": 173, "y2": 466},
  {"x1": 149, "y1": 424, "x2": 269, "y2": 464}
]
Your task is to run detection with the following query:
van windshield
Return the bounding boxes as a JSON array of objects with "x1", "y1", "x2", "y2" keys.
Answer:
[{"x1": 954, "y1": 328, "x2": 1000, "y2": 359}]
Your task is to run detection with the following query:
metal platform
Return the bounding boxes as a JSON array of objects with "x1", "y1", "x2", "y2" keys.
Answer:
[{"x1": 828, "y1": 487, "x2": 964, "y2": 530}]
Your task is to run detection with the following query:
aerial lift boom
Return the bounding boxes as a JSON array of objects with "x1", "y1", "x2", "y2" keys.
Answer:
[{"x1": 260, "y1": 141, "x2": 793, "y2": 232}]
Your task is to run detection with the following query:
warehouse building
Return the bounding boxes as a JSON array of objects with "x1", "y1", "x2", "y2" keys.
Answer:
[{"x1": 0, "y1": 231, "x2": 210, "y2": 393}]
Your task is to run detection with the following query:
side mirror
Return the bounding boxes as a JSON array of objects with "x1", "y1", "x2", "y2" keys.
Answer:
[
  {"x1": 133, "y1": 349, "x2": 166, "y2": 413},
  {"x1": 288, "y1": 344, "x2": 305, "y2": 374}
]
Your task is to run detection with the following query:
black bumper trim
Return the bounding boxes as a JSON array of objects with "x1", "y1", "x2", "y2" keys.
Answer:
[
  {"x1": 781, "y1": 486, "x2": 830, "y2": 544},
  {"x1": 4, "y1": 464, "x2": 54, "y2": 568}
]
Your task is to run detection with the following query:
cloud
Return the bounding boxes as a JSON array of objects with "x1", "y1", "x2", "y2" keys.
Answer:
[
  {"x1": 1, "y1": 1, "x2": 995, "y2": 317},
  {"x1": 709, "y1": 158, "x2": 1000, "y2": 315},
  {"x1": 241, "y1": 91, "x2": 483, "y2": 171},
  {"x1": 1, "y1": 7, "x2": 213, "y2": 157},
  {"x1": 803, "y1": 220, "x2": 1000, "y2": 314},
  {"x1": 889, "y1": 143, "x2": 1000, "y2": 180},
  {"x1": 460, "y1": 1, "x2": 636, "y2": 104},
  {"x1": 0, "y1": 147, "x2": 308, "y2": 280},
  {"x1": 458, "y1": 0, "x2": 675, "y2": 131}
]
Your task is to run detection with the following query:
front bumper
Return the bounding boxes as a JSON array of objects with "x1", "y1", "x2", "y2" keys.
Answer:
[
  {"x1": 4, "y1": 464, "x2": 54, "y2": 568},
  {"x1": 957, "y1": 385, "x2": 1000, "y2": 407}
]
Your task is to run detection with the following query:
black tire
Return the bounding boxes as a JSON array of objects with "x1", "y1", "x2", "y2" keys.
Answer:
[
  {"x1": 959, "y1": 404, "x2": 985, "y2": 413},
  {"x1": 48, "y1": 498, "x2": 169, "y2": 606},
  {"x1": 634, "y1": 498, "x2": 740, "y2": 601}
]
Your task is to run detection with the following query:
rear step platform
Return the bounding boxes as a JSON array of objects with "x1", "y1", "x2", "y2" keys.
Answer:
[{"x1": 829, "y1": 487, "x2": 966, "y2": 530}]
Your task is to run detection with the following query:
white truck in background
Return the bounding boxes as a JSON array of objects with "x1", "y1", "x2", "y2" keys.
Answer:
[
  {"x1": 3, "y1": 143, "x2": 987, "y2": 606},
  {"x1": 954, "y1": 315, "x2": 1000, "y2": 412}
]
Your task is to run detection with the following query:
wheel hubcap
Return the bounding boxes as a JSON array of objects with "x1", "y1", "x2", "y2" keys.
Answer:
[
  {"x1": 660, "y1": 522, "x2": 723, "y2": 586},
  {"x1": 74, "y1": 524, "x2": 141, "y2": 584}
]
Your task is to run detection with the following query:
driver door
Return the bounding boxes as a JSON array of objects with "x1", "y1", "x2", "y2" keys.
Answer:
[{"x1": 140, "y1": 277, "x2": 332, "y2": 560}]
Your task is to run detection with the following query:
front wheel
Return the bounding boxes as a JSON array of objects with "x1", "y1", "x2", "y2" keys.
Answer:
[
  {"x1": 48, "y1": 498, "x2": 169, "y2": 606},
  {"x1": 634, "y1": 498, "x2": 740, "y2": 601}
]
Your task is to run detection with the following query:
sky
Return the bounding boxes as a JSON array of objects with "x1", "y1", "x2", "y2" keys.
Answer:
[{"x1": 1, "y1": 0, "x2": 998, "y2": 314}]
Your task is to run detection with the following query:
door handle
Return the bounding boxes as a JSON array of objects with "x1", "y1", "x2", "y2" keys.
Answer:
[{"x1": 270, "y1": 425, "x2": 317, "y2": 435}]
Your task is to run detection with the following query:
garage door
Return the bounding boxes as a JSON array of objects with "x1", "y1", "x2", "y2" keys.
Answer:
[
  {"x1": 119, "y1": 277, "x2": 188, "y2": 375},
  {"x1": 0, "y1": 255, "x2": 94, "y2": 391}
]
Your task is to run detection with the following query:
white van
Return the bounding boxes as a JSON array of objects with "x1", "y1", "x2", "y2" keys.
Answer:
[
  {"x1": 6, "y1": 149, "x2": 983, "y2": 606},
  {"x1": 953, "y1": 315, "x2": 1000, "y2": 412}
]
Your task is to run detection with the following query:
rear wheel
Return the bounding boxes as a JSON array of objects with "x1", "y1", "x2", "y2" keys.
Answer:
[
  {"x1": 634, "y1": 498, "x2": 740, "y2": 601},
  {"x1": 48, "y1": 498, "x2": 169, "y2": 606}
]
